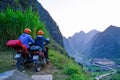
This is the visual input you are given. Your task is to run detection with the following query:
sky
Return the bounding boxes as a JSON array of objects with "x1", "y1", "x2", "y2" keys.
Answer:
[{"x1": 38, "y1": 0, "x2": 120, "y2": 38}]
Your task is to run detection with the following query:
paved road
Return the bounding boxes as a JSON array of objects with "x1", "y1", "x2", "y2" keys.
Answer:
[{"x1": 95, "y1": 67, "x2": 117, "y2": 80}]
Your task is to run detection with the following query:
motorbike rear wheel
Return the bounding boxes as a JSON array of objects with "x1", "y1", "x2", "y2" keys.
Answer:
[
  {"x1": 16, "y1": 56, "x2": 25, "y2": 71},
  {"x1": 34, "y1": 57, "x2": 42, "y2": 72}
]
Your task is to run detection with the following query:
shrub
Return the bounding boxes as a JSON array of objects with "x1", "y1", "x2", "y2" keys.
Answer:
[
  {"x1": 63, "y1": 64, "x2": 80, "y2": 75},
  {"x1": 71, "y1": 74, "x2": 85, "y2": 80},
  {"x1": 49, "y1": 49, "x2": 91, "y2": 80}
]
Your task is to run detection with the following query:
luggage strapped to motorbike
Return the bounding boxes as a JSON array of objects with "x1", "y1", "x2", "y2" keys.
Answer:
[{"x1": 7, "y1": 39, "x2": 27, "y2": 53}]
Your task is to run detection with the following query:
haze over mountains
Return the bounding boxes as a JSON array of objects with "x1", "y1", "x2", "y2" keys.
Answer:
[{"x1": 63, "y1": 25, "x2": 120, "y2": 59}]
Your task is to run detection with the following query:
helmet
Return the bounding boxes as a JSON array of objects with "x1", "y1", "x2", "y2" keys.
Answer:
[
  {"x1": 24, "y1": 28, "x2": 31, "y2": 34},
  {"x1": 37, "y1": 30, "x2": 44, "y2": 35}
]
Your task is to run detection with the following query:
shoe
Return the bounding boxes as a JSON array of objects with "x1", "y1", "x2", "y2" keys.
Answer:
[
  {"x1": 43, "y1": 59, "x2": 46, "y2": 64},
  {"x1": 46, "y1": 59, "x2": 50, "y2": 64}
]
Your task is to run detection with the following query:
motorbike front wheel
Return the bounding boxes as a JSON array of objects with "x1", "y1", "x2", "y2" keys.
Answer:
[{"x1": 16, "y1": 56, "x2": 25, "y2": 71}]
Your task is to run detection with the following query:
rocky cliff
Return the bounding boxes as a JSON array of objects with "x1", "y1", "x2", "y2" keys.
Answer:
[
  {"x1": 65, "y1": 30, "x2": 99, "y2": 57},
  {"x1": 90, "y1": 25, "x2": 120, "y2": 59}
]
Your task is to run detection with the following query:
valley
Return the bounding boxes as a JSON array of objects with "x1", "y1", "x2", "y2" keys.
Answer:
[{"x1": 74, "y1": 56, "x2": 120, "y2": 80}]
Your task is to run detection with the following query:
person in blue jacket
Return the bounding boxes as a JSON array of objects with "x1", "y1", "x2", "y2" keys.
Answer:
[
  {"x1": 19, "y1": 28, "x2": 34, "y2": 50},
  {"x1": 34, "y1": 30, "x2": 50, "y2": 62}
]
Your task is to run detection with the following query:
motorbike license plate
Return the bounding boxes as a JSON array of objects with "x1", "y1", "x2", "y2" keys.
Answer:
[
  {"x1": 33, "y1": 55, "x2": 39, "y2": 60},
  {"x1": 15, "y1": 54, "x2": 21, "y2": 58}
]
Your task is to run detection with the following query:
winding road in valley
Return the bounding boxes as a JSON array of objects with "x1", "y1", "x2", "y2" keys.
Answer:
[{"x1": 95, "y1": 67, "x2": 117, "y2": 80}]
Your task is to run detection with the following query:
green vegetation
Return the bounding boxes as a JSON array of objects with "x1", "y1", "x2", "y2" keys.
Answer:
[
  {"x1": 99, "y1": 69, "x2": 120, "y2": 80},
  {"x1": 84, "y1": 65, "x2": 113, "y2": 80},
  {"x1": 100, "y1": 72, "x2": 120, "y2": 80},
  {"x1": 110, "y1": 72, "x2": 120, "y2": 80},
  {"x1": 90, "y1": 70, "x2": 113, "y2": 80},
  {"x1": 49, "y1": 49, "x2": 90, "y2": 80},
  {"x1": 88, "y1": 65, "x2": 101, "y2": 71},
  {"x1": 113, "y1": 58, "x2": 120, "y2": 65},
  {"x1": 0, "y1": 51, "x2": 15, "y2": 72}
]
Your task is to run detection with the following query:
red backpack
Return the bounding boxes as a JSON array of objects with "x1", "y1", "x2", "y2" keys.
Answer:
[{"x1": 7, "y1": 39, "x2": 22, "y2": 48}]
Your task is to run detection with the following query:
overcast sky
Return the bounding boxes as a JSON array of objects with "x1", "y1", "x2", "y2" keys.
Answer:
[{"x1": 38, "y1": 0, "x2": 120, "y2": 38}]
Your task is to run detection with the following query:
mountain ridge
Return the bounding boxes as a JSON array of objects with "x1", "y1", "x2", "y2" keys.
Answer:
[
  {"x1": 91, "y1": 25, "x2": 120, "y2": 58},
  {"x1": 64, "y1": 25, "x2": 120, "y2": 59},
  {"x1": 63, "y1": 29, "x2": 99, "y2": 58}
]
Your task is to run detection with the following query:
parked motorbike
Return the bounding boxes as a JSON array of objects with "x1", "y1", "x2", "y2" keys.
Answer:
[
  {"x1": 7, "y1": 40, "x2": 33, "y2": 71},
  {"x1": 30, "y1": 46, "x2": 46, "y2": 72},
  {"x1": 7, "y1": 39, "x2": 49, "y2": 72},
  {"x1": 30, "y1": 38, "x2": 50, "y2": 72}
]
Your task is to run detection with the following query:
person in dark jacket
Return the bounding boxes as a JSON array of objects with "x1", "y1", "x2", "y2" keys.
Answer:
[
  {"x1": 19, "y1": 28, "x2": 34, "y2": 51},
  {"x1": 34, "y1": 30, "x2": 50, "y2": 62}
]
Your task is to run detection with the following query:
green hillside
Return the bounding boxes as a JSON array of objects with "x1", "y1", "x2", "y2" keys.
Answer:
[{"x1": 0, "y1": 8, "x2": 91, "y2": 80}]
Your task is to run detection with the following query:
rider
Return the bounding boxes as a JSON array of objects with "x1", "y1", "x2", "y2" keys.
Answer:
[
  {"x1": 19, "y1": 28, "x2": 34, "y2": 52},
  {"x1": 34, "y1": 30, "x2": 50, "y2": 62}
]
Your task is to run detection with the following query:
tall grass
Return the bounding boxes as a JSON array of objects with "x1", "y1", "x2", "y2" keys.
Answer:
[{"x1": 0, "y1": 8, "x2": 49, "y2": 50}]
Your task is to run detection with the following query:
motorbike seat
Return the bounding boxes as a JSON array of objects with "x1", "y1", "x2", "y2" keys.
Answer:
[{"x1": 30, "y1": 46, "x2": 42, "y2": 51}]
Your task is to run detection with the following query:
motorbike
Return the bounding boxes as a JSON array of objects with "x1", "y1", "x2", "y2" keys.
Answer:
[
  {"x1": 30, "y1": 38, "x2": 50, "y2": 72},
  {"x1": 7, "y1": 39, "x2": 33, "y2": 71},
  {"x1": 7, "y1": 39, "x2": 49, "y2": 72}
]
